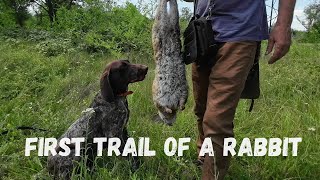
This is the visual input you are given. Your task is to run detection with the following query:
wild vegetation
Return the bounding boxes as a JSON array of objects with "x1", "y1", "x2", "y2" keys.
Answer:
[{"x1": 0, "y1": 0, "x2": 319, "y2": 179}]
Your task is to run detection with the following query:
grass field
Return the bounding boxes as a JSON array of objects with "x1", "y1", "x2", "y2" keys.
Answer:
[{"x1": 0, "y1": 39, "x2": 319, "y2": 180}]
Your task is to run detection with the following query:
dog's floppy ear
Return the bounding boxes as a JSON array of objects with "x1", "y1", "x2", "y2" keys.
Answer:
[{"x1": 100, "y1": 66, "x2": 114, "y2": 102}]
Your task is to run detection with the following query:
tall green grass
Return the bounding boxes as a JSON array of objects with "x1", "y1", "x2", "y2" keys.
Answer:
[{"x1": 0, "y1": 40, "x2": 319, "y2": 179}]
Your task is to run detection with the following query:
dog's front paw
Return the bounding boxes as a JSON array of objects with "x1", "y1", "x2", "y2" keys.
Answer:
[{"x1": 131, "y1": 157, "x2": 141, "y2": 171}]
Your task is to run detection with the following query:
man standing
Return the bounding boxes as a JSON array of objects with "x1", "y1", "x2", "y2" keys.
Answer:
[{"x1": 183, "y1": 0, "x2": 296, "y2": 179}]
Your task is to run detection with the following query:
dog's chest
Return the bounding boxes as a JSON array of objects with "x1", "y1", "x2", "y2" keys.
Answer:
[
  {"x1": 92, "y1": 96, "x2": 129, "y2": 137},
  {"x1": 110, "y1": 98, "x2": 129, "y2": 127}
]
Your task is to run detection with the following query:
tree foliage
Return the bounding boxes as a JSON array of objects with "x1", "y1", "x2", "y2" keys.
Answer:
[
  {"x1": 299, "y1": 1, "x2": 320, "y2": 42},
  {"x1": 302, "y1": 2, "x2": 320, "y2": 31},
  {"x1": 31, "y1": 0, "x2": 87, "y2": 25},
  {"x1": 292, "y1": 1, "x2": 320, "y2": 42},
  {"x1": 0, "y1": 0, "x2": 32, "y2": 27},
  {"x1": 0, "y1": 0, "x2": 153, "y2": 57}
]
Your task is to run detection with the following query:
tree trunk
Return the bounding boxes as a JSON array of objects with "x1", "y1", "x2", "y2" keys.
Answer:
[{"x1": 46, "y1": 0, "x2": 55, "y2": 27}]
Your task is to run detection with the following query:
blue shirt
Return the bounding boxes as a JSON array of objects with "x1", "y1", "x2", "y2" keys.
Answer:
[{"x1": 196, "y1": 0, "x2": 269, "y2": 42}]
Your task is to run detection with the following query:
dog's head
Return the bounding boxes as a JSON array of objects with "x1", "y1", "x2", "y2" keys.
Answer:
[{"x1": 100, "y1": 60, "x2": 148, "y2": 102}]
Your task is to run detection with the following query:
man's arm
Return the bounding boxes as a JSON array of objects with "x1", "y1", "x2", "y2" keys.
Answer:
[{"x1": 266, "y1": 0, "x2": 296, "y2": 64}]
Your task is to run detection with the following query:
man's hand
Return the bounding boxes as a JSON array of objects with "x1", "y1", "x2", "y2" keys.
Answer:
[
  {"x1": 266, "y1": 23, "x2": 292, "y2": 64},
  {"x1": 266, "y1": 0, "x2": 296, "y2": 64}
]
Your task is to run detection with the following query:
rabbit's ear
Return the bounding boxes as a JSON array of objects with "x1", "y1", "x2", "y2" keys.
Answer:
[{"x1": 100, "y1": 66, "x2": 114, "y2": 102}]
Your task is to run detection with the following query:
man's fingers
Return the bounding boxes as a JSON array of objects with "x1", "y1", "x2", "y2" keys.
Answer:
[
  {"x1": 268, "y1": 44, "x2": 290, "y2": 64},
  {"x1": 268, "y1": 51, "x2": 280, "y2": 64},
  {"x1": 266, "y1": 38, "x2": 275, "y2": 55},
  {"x1": 267, "y1": 24, "x2": 292, "y2": 64}
]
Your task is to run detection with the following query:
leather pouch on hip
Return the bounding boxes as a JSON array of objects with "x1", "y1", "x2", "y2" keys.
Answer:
[{"x1": 183, "y1": 16, "x2": 219, "y2": 66}]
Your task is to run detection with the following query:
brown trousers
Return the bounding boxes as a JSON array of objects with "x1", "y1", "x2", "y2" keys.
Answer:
[{"x1": 192, "y1": 42, "x2": 258, "y2": 180}]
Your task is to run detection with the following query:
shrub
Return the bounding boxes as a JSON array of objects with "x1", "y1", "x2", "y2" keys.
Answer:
[
  {"x1": 35, "y1": 38, "x2": 76, "y2": 56},
  {"x1": 0, "y1": 2, "x2": 153, "y2": 58},
  {"x1": 299, "y1": 22, "x2": 320, "y2": 43},
  {"x1": 52, "y1": 2, "x2": 152, "y2": 56}
]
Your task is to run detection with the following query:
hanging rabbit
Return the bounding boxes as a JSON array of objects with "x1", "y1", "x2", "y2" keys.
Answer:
[{"x1": 152, "y1": 0, "x2": 188, "y2": 125}]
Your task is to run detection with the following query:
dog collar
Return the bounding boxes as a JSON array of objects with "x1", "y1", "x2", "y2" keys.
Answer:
[{"x1": 118, "y1": 91, "x2": 133, "y2": 97}]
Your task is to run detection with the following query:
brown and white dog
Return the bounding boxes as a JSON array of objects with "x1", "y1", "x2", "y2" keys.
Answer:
[{"x1": 47, "y1": 60, "x2": 148, "y2": 179}]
